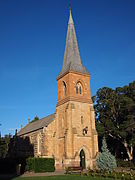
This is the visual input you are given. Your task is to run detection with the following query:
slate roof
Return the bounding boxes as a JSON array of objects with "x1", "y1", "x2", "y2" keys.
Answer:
[
  {"x1": 18, "y1": 114, "x2": 55, "y2": 136},
  {"x1": 58, "y1": 10, "x2": 89, "y2": 77}
]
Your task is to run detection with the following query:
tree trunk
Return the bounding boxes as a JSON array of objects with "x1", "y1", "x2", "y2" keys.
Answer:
[
  {"x1": 123, "y1": 141, "x2": 133, "y2": 161},
  {"x1": 108, "y1": 133, "x2": 134, "y2": 160}
]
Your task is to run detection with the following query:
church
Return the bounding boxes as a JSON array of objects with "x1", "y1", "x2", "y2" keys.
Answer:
[{"x1": 18, "y1": 9, "x2": 98, "y2": 170}]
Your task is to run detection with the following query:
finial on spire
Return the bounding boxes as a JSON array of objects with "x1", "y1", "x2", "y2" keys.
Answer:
[
  {"x1": 68, "y1": 1, "x2": 73, "y2": 25},
  {"x1": 69, "y1": 0, "x2": 71, "y2": 12}
]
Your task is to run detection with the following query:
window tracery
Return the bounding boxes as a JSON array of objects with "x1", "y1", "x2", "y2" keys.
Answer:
[{"x1": 76, "y1": 82, "x2": 82, "y2": 95}]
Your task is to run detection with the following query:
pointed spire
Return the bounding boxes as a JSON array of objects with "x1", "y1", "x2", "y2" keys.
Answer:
[
  {"x1": 58, "y1": 9, "x2": 89, "y2": 78},
  {"x1": 68, "y1": 9, "x2": 73, "y2": 24}
]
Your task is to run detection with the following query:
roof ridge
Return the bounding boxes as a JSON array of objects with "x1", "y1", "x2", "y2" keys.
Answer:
[
  {"x1": 38, "y1": 113, "x2": 55, "y2": 122},
  {"x1": 18, "y1": 113, "x2": 55, "y2": 136}
]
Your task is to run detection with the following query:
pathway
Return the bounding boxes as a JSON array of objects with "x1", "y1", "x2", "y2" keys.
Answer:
[{"x1": 21, "y1": 170, "x2": 65, "y2": 177}]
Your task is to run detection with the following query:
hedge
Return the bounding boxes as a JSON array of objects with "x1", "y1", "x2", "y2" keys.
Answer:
[{"x1": 25, "y1": 157, "x2": 55, "y2": 173}]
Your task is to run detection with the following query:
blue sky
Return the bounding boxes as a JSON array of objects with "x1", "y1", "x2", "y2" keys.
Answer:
[{"x1": 0, "y1": 0, "x2": 135, "y2": 136}]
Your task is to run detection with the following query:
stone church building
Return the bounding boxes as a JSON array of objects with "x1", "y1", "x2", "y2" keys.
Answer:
[{"x1": 18, "y1": 10, "x2": 98, "y2": 170}]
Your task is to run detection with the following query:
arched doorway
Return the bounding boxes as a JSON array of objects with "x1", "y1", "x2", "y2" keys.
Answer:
[{"x1": 80, "y1": 149, "x2": 86, "y2": 169}]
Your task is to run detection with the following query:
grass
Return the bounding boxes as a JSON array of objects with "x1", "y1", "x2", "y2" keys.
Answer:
[{"x1": 12, "y1": 175, "x2": 113, "y2": 180}]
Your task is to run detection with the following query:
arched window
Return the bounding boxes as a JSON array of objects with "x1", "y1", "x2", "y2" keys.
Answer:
[
  {"x1": 76, "y1": 82, "x2": 82, "y2": 95},
  {"x1": 79, "y1": 86, "x2": 82, "y2": 94},
  {"x1": 76, "y1": 86, "x2": 78, "y2": 94},
  {"x1": 63, "y1": 81, "x2": 66, "y2": 96}
]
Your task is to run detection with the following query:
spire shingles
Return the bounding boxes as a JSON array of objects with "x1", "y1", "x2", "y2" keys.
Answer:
[{"x1": 59, "y1": 10, "x2": 89, "y2": 77}]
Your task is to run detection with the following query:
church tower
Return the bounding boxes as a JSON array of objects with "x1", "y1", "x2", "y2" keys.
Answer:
[{"x1": 54, "y1": 10, "x2": 98, "y2": 169}]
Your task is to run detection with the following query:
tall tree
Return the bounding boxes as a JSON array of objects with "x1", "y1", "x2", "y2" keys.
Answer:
[
  {"x1": 93, "y1": 81, "x2": 135, "y2": 160},
  {"x1": 0, "y1": 134, "x2": 11, "y2": 158}
]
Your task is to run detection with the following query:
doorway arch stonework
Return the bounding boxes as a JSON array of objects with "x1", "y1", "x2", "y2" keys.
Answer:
[{"x1": 75, "y1": 145, "x2": 92, "y2": 169}]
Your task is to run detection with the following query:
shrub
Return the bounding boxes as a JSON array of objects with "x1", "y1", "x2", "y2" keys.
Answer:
[
  {"x1": 96, "y1": 136, "x2": 117, "y2": 172},
  {"x1": 65, "y1": 167, "x2": 69, "y2": 174},
  {"x1": 25, "y1": 157, "x2": 55, "y2": 173},
  {"x1": 34, "y1": 158, "x2": 55, "y2": 172},
  {"x1": 87, "y1": 170, "x2": 135, "y2": 180},
  {"x1": 117, "y1": 159, "x2": 135, "y2": 169},
  {"x1": 25, "y1": 157, "x2": 34, "y2": 172}
]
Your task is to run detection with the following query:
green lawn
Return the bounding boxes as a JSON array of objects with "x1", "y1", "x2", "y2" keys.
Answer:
[{"x1": 12, "y1": 175, "x2": 113, "y2": 180}]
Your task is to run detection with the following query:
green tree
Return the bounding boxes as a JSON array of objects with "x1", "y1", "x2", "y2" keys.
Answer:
[
  {"x1": 96, "y1": 136, "x2": 117, "y2": 172},
  {"x1": 30, "y1": 116, "x2": 39, "y2": 123},
  {"x1": 0, "y1": 134, "x2": 11, "y2": 158},
  {"x1": 93, "y1": 81, "x2": 135, "y2": 160}
]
